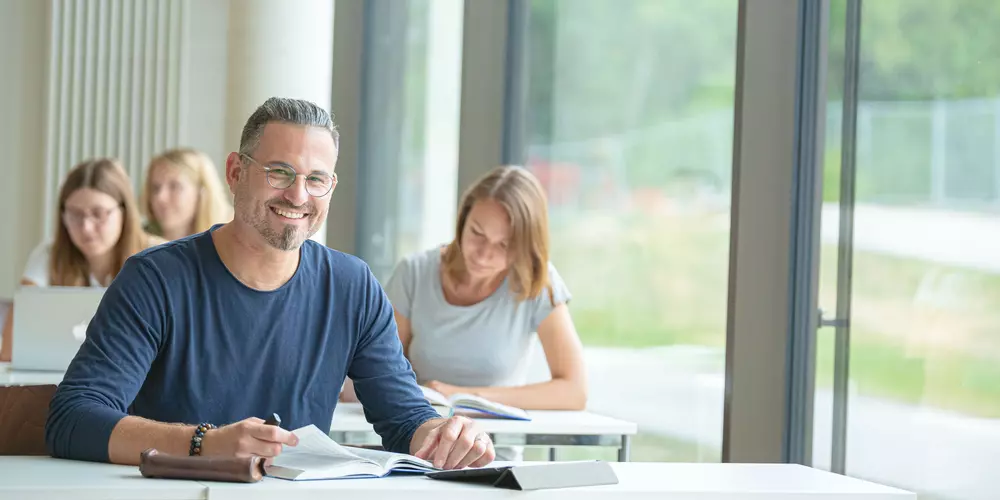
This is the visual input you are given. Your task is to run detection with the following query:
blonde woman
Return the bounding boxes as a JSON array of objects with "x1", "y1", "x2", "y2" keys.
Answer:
[
  {"x1": 142, "y1": 148, "x2": 233, "y2": 241},
  {"x1": 0, "y1": 158, "x2": 163, "y2": 361},
  {"x1": 388, "y1": 165, "x2": 586, "y2": 410},
  {"x1": 342, "y1": 166, "x2": 587, "y2": 420}
]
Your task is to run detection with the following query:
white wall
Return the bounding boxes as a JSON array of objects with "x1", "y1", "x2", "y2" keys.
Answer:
[{"x1": 0, "y1": 0, "x2": 47, "y2": 300}]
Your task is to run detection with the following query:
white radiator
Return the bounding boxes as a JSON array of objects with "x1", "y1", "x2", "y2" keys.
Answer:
[{"x1": 42, "y1": 0, "x2": 187, "y2": 235}]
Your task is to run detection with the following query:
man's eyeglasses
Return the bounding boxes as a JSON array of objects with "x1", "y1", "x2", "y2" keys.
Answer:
[
  {"x1": 62, "y1": 205, "x2": 121, "y2": 227},
  {"x1": 240, "y1": 154, "x2": 337, "y2": 198}
]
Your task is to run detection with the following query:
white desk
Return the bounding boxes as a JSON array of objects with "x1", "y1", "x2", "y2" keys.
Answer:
[
  {"x1": 0, "y1": 456, "x2": 206, "y2": 500},
  {"x1": 0, "y1": 367, "x2": 637, "y2": 460},
  {"x1": 0, "y1": 457, "x2": 916, "y2": 500},
  {"x1": 330, "y1": 402, "x2": 639, "y2": 461},
  {"x1": 0, "y1": 362, "x2": 65, "y2": 386}
]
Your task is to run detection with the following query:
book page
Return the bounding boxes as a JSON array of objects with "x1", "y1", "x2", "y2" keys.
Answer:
[
  {"x1": 450, "y1": 393, "x2": 530, "y2": 420},
  {"x1": 286, "y1": 424, "x2": 362, "y2": 459},
  {"x1": 346, "y1": 446, "x2": 438, "y2": 472},
  {"x1": 269, "y1": 425, "x2": 379, "y2": 479},
  {"x1": 271, "y1": 450, "x2": 370, "y2": 476},
  {"x1": 419, "y1": 385, "x2": 452, "y2": 407}
]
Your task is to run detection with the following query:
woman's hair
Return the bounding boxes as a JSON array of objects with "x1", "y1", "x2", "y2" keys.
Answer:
[
  {"x1": 142, "y1": 148, "x2": 233, "y2": 236},
  {"x1": 442, "y1": 165, "x2": 552, "y2": 302},
  {"x1": 50, "y1": 158, "x2": 147, "y2": 286}
]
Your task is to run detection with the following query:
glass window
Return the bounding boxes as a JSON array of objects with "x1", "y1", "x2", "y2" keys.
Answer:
[
  {"x1": 816, "y1": 1, "x2": 1000, "y2": 499},
  {"x1": 524, "y1": 0, "x2": 738, "y2": 462},
  {"x1": 354, "y1": 0, "x2": 463, "y2": 281},
  {"x1": 393, "y1": 0, "x2": 463, "y2": 262}
]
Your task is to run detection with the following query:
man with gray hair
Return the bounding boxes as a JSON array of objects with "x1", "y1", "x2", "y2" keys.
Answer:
[{"x1": 46, "y1": 97, "x2": 496, "y2": 471}]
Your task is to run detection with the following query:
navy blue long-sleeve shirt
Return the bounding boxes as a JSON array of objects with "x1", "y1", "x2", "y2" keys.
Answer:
[{"x1": 46, "y1": 228, "x2": 440, "y2": 462}]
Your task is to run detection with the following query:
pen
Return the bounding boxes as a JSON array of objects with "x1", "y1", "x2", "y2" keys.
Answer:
[
  {"x1": 260, "y1": 413, "x2": 283, "y2": 474},
  {"x1": 264, "y1": 413, "x2": 282, "y2": 428}
]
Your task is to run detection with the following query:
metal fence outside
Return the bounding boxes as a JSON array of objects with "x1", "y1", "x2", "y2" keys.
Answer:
[{"x1": 527, "y1": 99, "x2": 1000, "y2": 214}]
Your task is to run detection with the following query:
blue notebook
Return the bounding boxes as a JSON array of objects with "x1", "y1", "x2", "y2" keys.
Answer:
[{"x1": 420, "y1": 386, "x2": 532, "y2": 421}]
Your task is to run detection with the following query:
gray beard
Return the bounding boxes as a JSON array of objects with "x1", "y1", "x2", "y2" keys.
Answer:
[
  {"x1": 258, "y1": 222, "x2": 300, "y2": 251},
  {"x1": 237, "y1": 199, "x2": 312, "y2": 251}
]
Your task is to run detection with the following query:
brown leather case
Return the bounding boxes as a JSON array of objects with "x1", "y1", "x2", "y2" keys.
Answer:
[{"x1": 139, "y1": 448, "x2": 265, "y2": 483}]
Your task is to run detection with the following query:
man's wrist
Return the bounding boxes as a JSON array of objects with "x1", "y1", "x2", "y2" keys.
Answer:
[
  {"x1": 189, "y1": 423, "x2": 217, "y2": 456},
  {"x1": 409, "y1": 416, "x2": 445, "y2": 455}
]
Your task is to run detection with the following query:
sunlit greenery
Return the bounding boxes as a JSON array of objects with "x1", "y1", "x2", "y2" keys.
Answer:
[{"x1": 524, "y1": 1, "x2": 1000, "y2": 470}]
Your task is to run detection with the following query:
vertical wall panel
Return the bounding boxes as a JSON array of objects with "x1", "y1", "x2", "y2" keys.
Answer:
[
  {"x1": 70, "y1": 1, "x2": 83, "y2": 166},
  {"x1": 116, "y1": 0, "x2": 130, "y2": 175},
  {"x1": 93, "y1": 0, "x2": 107, "y2": 156},
  {"x1": 154, "y1": 0, "x2": 168, "y2": 153},
  {"x1": 140, "y1": 0, "x2": 154, "y2": 176},
  {"x1": 165, "y1": 0, "x2": 180, "y2": 147},
  {"x1": 54, "y1": 0, "x2": 72, "y2": 210},
  {"x1": 127, "y1": 0, "x2": 142, "y2": 183},
  {"x1": 42, "y1": 0, "x2": 188, "y2": 236},
  {"x1": 105, "y1": 0, "x2": 119, "y2": 154},
  {"x1": 82, "y1": 0, "x2": 96, "y2": 158},
  {"x1": 42, "y1": 2, "x2": 62, "y2": 226}
]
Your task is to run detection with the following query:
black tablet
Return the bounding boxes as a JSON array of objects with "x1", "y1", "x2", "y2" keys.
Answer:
[
  {"x1": 426, "y1": 465, "x2": 513, "y2": 485},
  {"x1": 426, "y1": 462, "x2": 619, "y2": 491}
]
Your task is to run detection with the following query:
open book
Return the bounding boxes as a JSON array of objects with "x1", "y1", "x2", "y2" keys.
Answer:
[
  {"x1": 266, "y1": 425, "x2": 438, "y2": 481},
  {"x1": 421, "y1": 386, "x2": 531, "y2": 421}
]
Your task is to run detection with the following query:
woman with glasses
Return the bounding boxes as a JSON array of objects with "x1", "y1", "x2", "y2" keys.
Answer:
[
  {"x1": 142, "y1": 148, "x2": 234, "y2": 242},
  {"x1": 0, "y1": 158, "x2": 163, "y2": 361}
]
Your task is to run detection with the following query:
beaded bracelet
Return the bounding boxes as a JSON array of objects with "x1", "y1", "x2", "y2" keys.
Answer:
[{"x1": 189, "y1": 423, "x2": 216, "y2": 456}]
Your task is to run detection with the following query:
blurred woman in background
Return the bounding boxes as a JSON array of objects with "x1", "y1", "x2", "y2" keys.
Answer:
[
  {"x1": 142, "y1": 148, "x2": 233, "y2": 241},
  {"x1": 0, "y1": 158, "x2": 162, "y2": 361}
]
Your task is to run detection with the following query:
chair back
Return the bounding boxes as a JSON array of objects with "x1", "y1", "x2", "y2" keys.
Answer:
[{"x1": 0, "y1": 384, "x2": 57, "y2": 455}]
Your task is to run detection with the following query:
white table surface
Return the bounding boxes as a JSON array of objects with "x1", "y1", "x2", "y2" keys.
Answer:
[
  {"x1": 0, "y1": 372, "x2": 639, "y2": 437},
  {"x1": 0, "y1": 457, "x2": 915, "y2": 500},
  {"x1": 332, "y1": 402, "x2": 638, "y2": 436},
  {"x1": 0, "y1": 362, "x2": 65, "y2": 386},
  {"x1": 0, "y1": 456, "x2": 206, "y2": 500}
]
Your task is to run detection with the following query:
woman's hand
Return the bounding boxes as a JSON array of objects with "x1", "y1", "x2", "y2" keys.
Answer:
[{"x1": 426, "y1": 380, "x2": 464, "y2": 398}]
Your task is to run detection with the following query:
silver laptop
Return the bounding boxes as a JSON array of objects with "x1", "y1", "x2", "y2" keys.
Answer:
[{"x1": 11, "y1": 286, "x2": 105, "y2": 372}]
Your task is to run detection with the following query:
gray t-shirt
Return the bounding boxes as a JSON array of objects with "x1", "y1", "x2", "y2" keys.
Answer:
[{"x1": 384, "y1": 247, "x2": 572, "y2": 388}]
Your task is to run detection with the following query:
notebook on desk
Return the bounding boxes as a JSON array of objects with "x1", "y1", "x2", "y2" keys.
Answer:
[
  {"x1": 420, "y1": 386, "x2": 531, "y2": 421},
  {"x1": 265, "y1": 425, "x2": 440, "y2": 481}
]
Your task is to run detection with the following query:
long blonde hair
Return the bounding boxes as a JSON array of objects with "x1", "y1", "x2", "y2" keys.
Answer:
[
  {"x1": 142, "y1": 148, "x2": 233, "y2": 236},
  {"x1": 442, "y1": 165, "x2": 552, "y2": 302},
  {"x1": 51, "y1": 158, "x2": 147, "y2": 286}
]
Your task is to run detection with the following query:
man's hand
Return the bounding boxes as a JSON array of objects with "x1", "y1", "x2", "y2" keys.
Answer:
[
  {"x1": 201, "y1": 417, "x2": 299, "y2": 459},
  {"x1": 412, "y1": 416, "x2": 495, "y2": 470}
]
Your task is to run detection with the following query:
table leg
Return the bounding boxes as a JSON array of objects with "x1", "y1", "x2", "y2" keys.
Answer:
[{"x1": 618, "y1": 435, "x2": 631, "y2": 462}]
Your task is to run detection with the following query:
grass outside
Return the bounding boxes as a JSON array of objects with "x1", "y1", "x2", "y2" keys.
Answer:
[
  {"x1": 551, "y1": 210, "x2": 1000, "y2": 418},
  {"x1": 549, "y1": 210, "x2": 730, "y2": 349}
]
